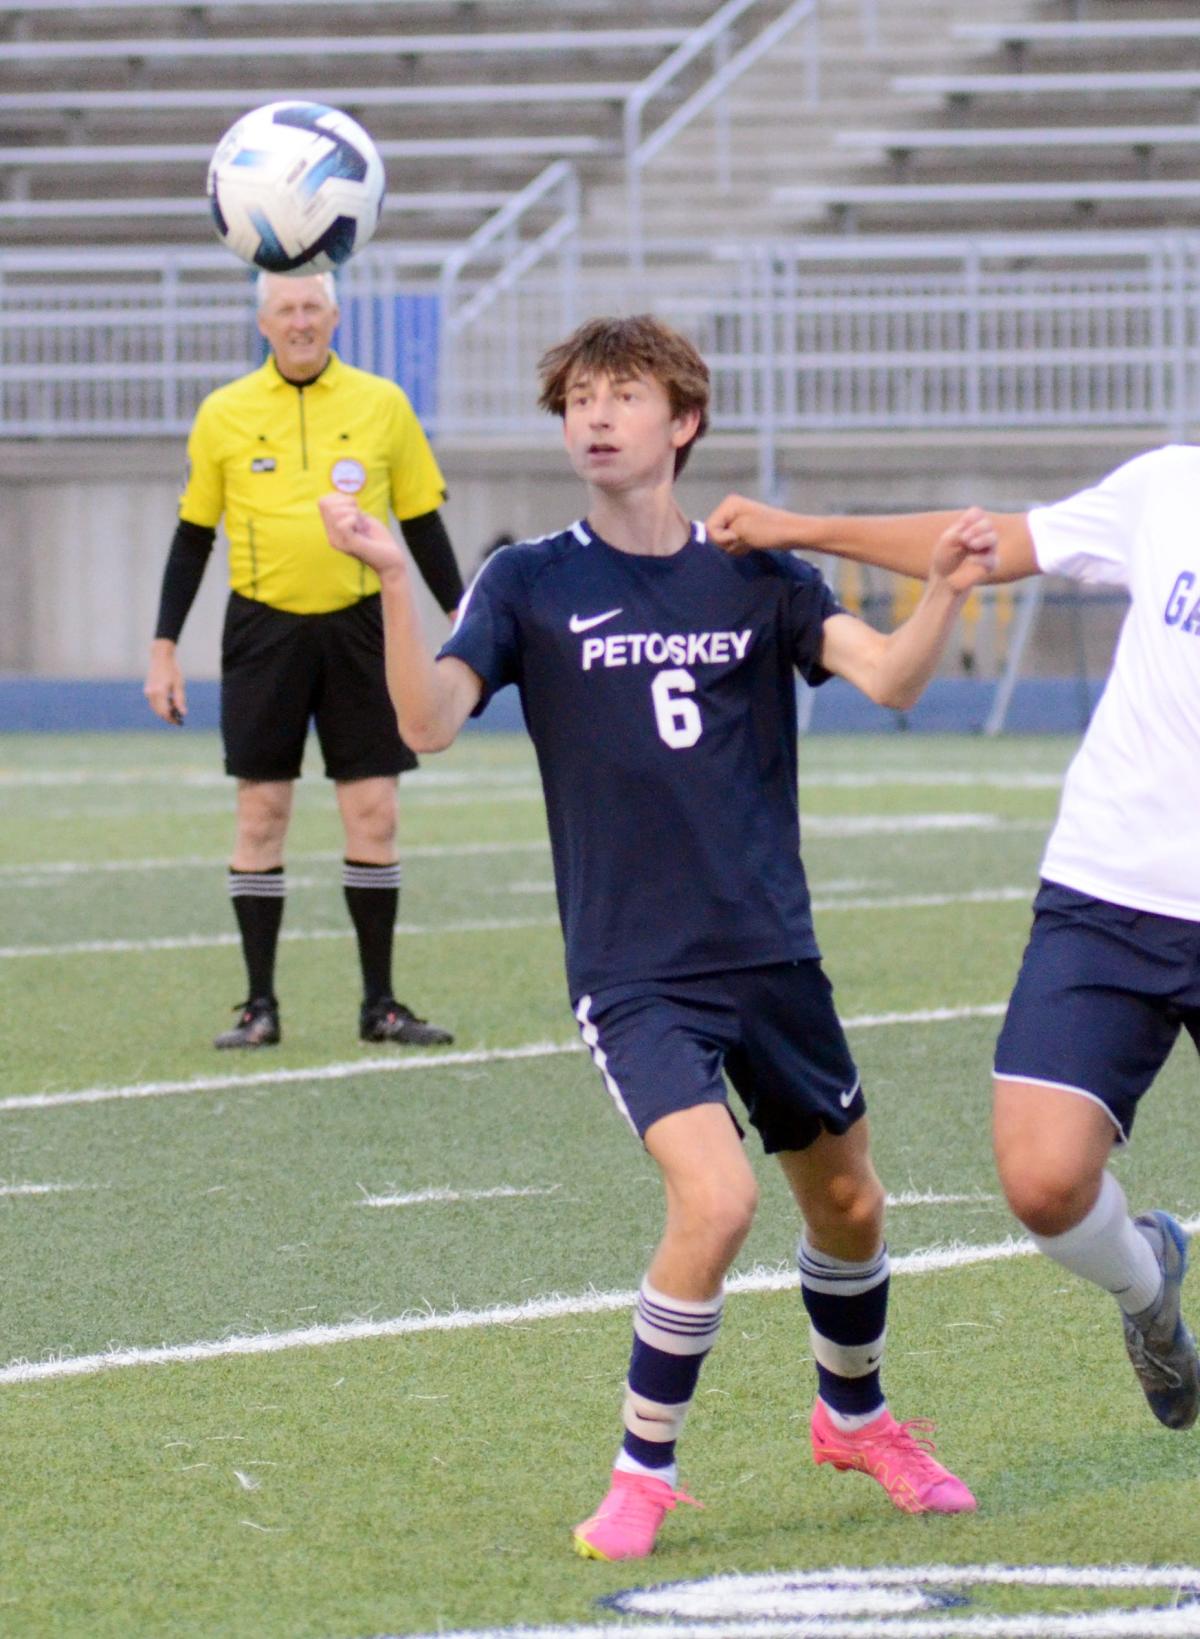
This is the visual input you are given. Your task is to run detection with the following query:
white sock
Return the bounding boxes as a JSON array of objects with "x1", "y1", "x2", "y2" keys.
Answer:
[
  {"x1": 1031, "y1": 1172, "x2": 1162, "y2": 1315},
  {"x1": 614, "y1": 1448, "x2": 678, "y2": 1487},
  {"x1": 819, "y1": 1400, "x2": 887, "y2": 1434}
]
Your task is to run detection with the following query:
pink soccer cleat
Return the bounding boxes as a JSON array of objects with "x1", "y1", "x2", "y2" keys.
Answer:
[
  {"x1": 810, "y1": 1399, "x2": 976, "y2": 1515},
  {"x1": 572, "y1": 1468, "x2": 700, "y2": 1561}
]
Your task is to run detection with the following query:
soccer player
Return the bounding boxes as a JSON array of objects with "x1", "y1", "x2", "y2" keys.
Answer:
[
  {"x1": 707, "y1": 457, "x2": 1200, "y2": 1436},
  {"x1": 144, "y1": 271, "x2": 461, "y2": 1051},
  {"x1": 319, "y1": 315, "x2": 991, "y2": 1561}
]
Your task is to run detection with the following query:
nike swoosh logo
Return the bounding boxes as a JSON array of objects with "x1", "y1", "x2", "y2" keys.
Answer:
[
  {"x1": 569, "y1": 608, "x2": 623, "y2": 634},
  {"x1": 839, "y1": 1083, "x2": 860, "y2": 1109}
]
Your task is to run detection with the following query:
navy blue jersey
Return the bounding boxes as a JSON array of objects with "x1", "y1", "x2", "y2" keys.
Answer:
[{"x1": 440, "y1": 519, "x2": 843, "y2": 1001}]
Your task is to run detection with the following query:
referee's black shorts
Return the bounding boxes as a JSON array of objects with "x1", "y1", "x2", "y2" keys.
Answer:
[{"x1": 220, "y1": 591, "x2": 418, "y2": 782}]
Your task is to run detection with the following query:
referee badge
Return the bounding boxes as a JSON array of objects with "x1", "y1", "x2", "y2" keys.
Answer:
[{"x1": 330, "y1": 457, "x2": 367, "y2": 494}]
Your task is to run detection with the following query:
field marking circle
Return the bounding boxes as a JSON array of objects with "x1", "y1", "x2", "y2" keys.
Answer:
[{"x1": 606, "y1": 1565, "x2": 1200, "y2": 1635}]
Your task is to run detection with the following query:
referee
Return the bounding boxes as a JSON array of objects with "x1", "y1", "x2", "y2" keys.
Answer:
[{"x1": 144, "y1": 271, "x2": 462, "y2": 1050}]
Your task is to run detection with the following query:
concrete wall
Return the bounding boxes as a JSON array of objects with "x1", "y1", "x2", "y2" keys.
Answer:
[{"x1": 0, "y1": 428, "x2": 1152, "y2": 681}]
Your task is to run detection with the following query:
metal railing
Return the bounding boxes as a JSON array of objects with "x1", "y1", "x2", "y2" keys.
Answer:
[
  {"x1": 436, "y1": 160, "x2": 581, "y2": 431},
  {"x1": 2, "y1": 231, "x2": 1199, "y2": 451},
  {"x1": 0, "y1": 155, "x2": 582, "y2": 436},
  {"x1": 623, "y1": 0, "x2": 821, "y2": 269}
]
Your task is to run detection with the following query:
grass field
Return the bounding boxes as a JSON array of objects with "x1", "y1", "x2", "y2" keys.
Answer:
[{"x1": 2, "y1": 728, "x2": 1199, "y2": 1639}]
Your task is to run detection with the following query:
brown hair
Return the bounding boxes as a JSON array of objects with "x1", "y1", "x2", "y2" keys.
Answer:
[{"x1": 537, "y1": 314, "x2": 710, "y2": 477}]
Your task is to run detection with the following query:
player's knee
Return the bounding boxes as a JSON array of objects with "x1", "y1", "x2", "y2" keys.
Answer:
[
  {"x1": 693, "y1": 1175, "x2": 758, "y2": 1260},
  {"x1": 236, "y1": 787, "x2": 290, "y2": 850},
  {"x1": 812, "y1": 1171, "x2": 885, "y2": 1243},
  {"x1": 342, "y1": 784, "x2": 397, "y2": 851},
  {"x1": 998, "y1": 1157, "x2": 1090, "y2": 1238}
]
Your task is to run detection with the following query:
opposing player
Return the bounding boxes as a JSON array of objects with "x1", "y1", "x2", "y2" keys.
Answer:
[
  {"x1": 319, "y1": 315, "x2": 993, "y2": 1560},
  {"x1": 708, "y1": 457, "x2": 1200, "y2": 1435}
]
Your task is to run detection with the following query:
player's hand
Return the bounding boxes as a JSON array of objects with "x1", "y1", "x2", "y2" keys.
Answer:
[
  {"x1": 318, "y1": 493, "x2": 407, "y2": 575},
  {"x1": 931, "y1": 507, "x2": 999, "y2": 594},
  {"x1": 706, "y1": 494, "x2": 805, "y2": 555},
  {"x1": 144, "y1": 639, "x2": 187, "y2": 725}
]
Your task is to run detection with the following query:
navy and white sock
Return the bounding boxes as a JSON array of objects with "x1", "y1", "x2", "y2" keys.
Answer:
[
  {"x1": 342, "y1": 859, "x2": 402, "y2": 1005},
  {"x1": 799, "y1": 1233, "x2": 889, "y2": 1432},
  {"x1": 614, "y1": 1279, "x2": 724, "y2": 1488},
  {"x1": 228, "y1": 866, "x2": 285, "y2": 1001}
]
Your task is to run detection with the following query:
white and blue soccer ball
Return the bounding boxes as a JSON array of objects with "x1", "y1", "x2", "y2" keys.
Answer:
[{"x1": 207, "y1": 101, "x2": 385, "y2": 274}]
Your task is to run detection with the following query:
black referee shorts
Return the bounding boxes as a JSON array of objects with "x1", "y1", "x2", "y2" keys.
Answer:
[{"x1": 220, "y1": 591, "x2": 418, "y2": 782}]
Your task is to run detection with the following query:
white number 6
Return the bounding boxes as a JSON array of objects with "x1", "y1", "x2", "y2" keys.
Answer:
[{"x1": 650, "y1": 668, "x2": 702, "y2": 749}]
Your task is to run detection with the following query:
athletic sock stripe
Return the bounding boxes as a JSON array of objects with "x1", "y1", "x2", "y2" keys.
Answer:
[
  {"x1": 798, "y1": 1244, "x2": 890, "y2": 1299},
  {"x1": 798, "y1": 1270, "x2": 888, "y2": 1297},
  {"x1": 637, "y1": 1301, "x2": 722, "y2": 1335},
  {"x1": 638, "y1": 1316, "x2": 720, "y2": 1337},
  {"x1": 228, "y1": 873, "x2": 287, "y2": 898},
  {"x1": 634, "y1": 1289, "x2": 723, "y2": 1356},
  {"x1": 342, "y1": 863, "x2": 402, "y2": 889}
]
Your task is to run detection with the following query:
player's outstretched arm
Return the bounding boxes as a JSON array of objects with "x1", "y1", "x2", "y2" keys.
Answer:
[
  {"x1": 819, "y1": 508, "x2": 999, "y2": 710},
  {"x1": 706, "y1": 493, "x2": 1038, "y2": 584},
  {"x1": 319, "y1": 493, "x2": 481, "y2": 751}
]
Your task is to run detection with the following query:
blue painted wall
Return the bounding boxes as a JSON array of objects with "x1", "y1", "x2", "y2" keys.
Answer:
[{"x1": 0, "y1": 678, "x2": 1101, "y2": 736}]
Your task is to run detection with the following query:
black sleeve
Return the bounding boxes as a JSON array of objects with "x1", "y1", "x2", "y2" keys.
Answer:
[
  {"x1": 153, "y1": 519, "x2": 217, "y2": 641},
  {"x1": 399, "y1": 508, "x2": 465, "y2": 614}
]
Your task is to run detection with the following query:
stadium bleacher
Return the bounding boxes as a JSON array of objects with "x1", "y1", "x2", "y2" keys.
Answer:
[
  {"x1": 10, "y1": 0, "x2": 1200, "y2": 250},
  {"x1": 0, "y1": 3, "x2": 717, "y2": 248},
  {"x1": 628, "y1": 2, "x2": 1200, "y2": 240},
  {"x1": 952, "y1": 17, "x2": 1200, "y2": 51}
]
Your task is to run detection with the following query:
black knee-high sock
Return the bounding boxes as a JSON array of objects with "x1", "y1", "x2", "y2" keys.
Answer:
[
  {"x1": 342, "y1": 859, "x2": 402, "y2": 1005},
  {"x1": 228, "y1": 867, "x2": 285, "y2": 1001}
]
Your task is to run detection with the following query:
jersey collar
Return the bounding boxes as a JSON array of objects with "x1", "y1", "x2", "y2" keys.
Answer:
[
  {"x1": 574, "y1": 517, "x2": 706, "y2": 552},
  {"x1": 263, "y1": 351, "x2": 343, "y2": 391}
]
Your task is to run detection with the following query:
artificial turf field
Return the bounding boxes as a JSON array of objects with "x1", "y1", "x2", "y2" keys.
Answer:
[{"x1": 2, "y1": 728, "x2": 1199, "y2": 1638}]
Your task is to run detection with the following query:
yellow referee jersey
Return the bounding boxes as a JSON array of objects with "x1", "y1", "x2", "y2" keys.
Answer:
[{"x1": 179, "y1": 352, "x2": 447, "y2": 615}]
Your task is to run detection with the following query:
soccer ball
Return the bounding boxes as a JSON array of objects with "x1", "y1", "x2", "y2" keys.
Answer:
[{"x1": 207, "y1": 101, "x2": 385, "y2": 274}]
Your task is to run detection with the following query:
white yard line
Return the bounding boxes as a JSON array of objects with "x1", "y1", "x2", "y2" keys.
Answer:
[
  {"x1": 0, "y1": 1040, "x2": 581, "y2": 1113},
  {"x1": 0, "y1": 815, "x2": 1048, "y2": 890},
  {"x1": 885, "y1": 1190, "x2": 995, "y2": 1207},
  {"x1": 0, "y1": 917, "x2": 559, "y2": 960},
  {"x1": 0, "y1": 886, "x2": 1033, "y2": 960},
  {"x1": 0, "y1": 1237, "x2": 1057, "y2": 1386},
  {"x1": 355, "y1": 1185, "x2": 982, "y2": 1210},
  {"x1": 0, "y1": 767, "x2": 539, "y2": 790},
  {"x1": 9, "y1": 1218, "x2": 1200, "y2": 1387},
  {"x1": 802, "y1": 770, "x2": 1066, "y2": 789},
  {"x1": 0, "y1": 766, "x2": 1061, "y2": 790},
  {"x1": 358, "y1": 1184, "x2": 561, "y2": 1208},
  {"x1": 0, "y1": 1002, "x2": 1007, "y2": 1114},
  {"x1": 807, "y1": 812, "x2": 1004, "y2": 835},
  {"x1": 812, "y1": 886, "x2": 1030, "y2": 912},
  {"x1": 0, "y1": 1182, "x2": 86, "y2": 1197},
  {"x1": 0, "y1": 839, "x2": 551, "y2": 882}
]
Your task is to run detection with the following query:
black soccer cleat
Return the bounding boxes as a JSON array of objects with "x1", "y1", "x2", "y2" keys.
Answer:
[
  {"x1": 360, "y1": 997, "x2": 453, "y2": 1047},
  {"x1": 214, "y1": 996, "x2": 281, "y2": 1050}
]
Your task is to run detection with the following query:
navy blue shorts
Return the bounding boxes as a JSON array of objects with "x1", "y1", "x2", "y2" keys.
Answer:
[
  {"x1": 574, "y1": 960, "x2": 865, "y2": 1152},
  {"x1": 994, "y1": 881, "x2": 1200, "y2": 1142}
]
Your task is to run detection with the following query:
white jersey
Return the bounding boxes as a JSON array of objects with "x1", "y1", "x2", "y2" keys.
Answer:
[{"x1": 1028, "y1": 444, "x2": 1200, "y2": 923}]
